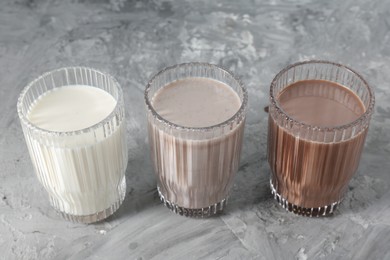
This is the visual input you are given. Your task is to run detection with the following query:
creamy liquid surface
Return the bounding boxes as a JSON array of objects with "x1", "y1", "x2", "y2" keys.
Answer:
[
  {"x1": 27, "y1": 85, "x2": 116, "y2": 132},
  {"x1": 151, "y1": 78, "x2": 241, "y2": 127},
  {"x1": 278, "y1": 80, "x2": 365, "y2": 127}
]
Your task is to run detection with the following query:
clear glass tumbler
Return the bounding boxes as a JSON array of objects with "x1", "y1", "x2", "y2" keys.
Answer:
[
  {"x1": 17, "y1": 67, "x2": 127, "y2": 223},
  {"x1": 145, "y1": 63, "x2": 248, "y2": 217},
  {"x1": 268, "y1": 61, "x2": 375, "y2": 217}
]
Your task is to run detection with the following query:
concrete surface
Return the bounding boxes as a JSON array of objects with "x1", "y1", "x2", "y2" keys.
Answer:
[{"x1": 1, "y1": 0, "x2": 390, "y2": 259}]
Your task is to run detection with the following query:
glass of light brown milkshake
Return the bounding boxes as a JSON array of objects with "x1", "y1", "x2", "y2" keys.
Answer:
[
  {"x1": 145, "y1": 63, "x2": 247, "y2": 217},
  {"x1": 268, "y1": 60, "x2": 375, "y2": 217}
]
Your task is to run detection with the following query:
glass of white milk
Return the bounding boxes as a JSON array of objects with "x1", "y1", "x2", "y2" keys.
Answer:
[{"x1": 17, "y1": 67, "x2": 128, "y2": 223}]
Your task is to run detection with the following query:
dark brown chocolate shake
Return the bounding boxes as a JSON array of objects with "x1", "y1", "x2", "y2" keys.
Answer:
[{"x1": 268, "y1": 79, "x2": 369, "y2": 216}]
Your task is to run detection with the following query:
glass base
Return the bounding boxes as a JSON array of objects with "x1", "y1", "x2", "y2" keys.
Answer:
[
  {"x1": 157, "y1": 186, "x2": 228, "y2": 218},
  {"x1": 50, "y1": 178, "x2": 126, "y2": 224},
  {"x1": 55, "y1": 198, "x2": 124, "y2": 224},
  {"x1": 270, "y1": 180, "x2": 340, "y2": 217}
]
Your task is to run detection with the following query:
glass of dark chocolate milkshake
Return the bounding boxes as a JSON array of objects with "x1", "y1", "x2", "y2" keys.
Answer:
[
  {"x1": 145, "y1": 63, "x2": 248, "y2": 217},
  {"x1": 268, "y1": 60, "x2": 375, "y2": 217}
]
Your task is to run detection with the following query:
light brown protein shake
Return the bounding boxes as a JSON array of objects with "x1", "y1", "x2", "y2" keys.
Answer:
[
  {"x1": 268, "y1": 80, "x2": 366, "y2": 214},
  {"x1": 149, "y1": 77, "x2": 244, "y2": 210}
]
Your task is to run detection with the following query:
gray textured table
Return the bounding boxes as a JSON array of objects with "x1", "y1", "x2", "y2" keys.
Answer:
[{"x1": 1, "y1": 0, "x2": 390, "y2": 259}]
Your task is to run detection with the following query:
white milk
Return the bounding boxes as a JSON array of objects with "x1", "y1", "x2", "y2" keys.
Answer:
[
  {"x1": 28, "y1": 85, "x2": 117, "y2": 131},
  {"x1": 25, "y1": 85, "x2": 127, "y2": 216}
]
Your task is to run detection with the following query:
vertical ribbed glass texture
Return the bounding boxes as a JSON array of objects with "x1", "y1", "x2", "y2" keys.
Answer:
[
  {"x1": 268, "y1": 61, "x2": 375, "y2": 217},
  {"x1": 17, "y1": 67, "x2": 127, "y2": 223},
  {"x1": 145, "y1": 63, "x2": 248, "y2": 217}
]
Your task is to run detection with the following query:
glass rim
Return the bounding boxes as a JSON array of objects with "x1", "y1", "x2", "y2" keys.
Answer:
[
  {"x1": 17, "y1": 66, "x2": 124, "y2": 136},
  {"x1": 270, "y1": 60, "x2": 375, "y2": 131},
  {"x1": 145, "y1": 62, "x2": 248, "y2": 132}
]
